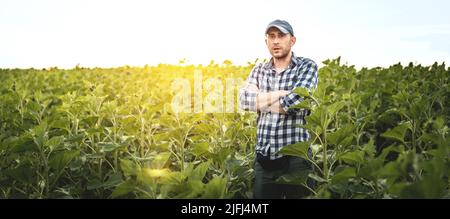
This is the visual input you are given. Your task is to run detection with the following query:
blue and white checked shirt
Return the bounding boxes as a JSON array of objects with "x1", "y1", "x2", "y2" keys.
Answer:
[{"x1": 239, "y1": 52, "x2": 318, "y2": 160}]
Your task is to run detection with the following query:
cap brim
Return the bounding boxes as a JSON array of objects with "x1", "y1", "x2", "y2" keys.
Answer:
[{"x1": 265, "y1": 25, "x2": 290, "y2": 34}]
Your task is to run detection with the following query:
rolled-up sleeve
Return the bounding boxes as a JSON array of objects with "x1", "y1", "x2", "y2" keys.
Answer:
[
  {"x1": 239, "y1": 64, "x2": 261, "y2": 112},
  {"x1": 280, "y1": 61, "x2": 318, "y2": 115}
]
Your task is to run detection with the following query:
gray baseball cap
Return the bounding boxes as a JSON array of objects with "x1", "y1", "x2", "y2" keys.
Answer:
[{"x1": 265, "y1": 19, "x2": 294, "y2": 36}]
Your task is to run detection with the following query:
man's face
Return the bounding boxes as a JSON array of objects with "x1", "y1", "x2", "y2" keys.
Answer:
[{"x1": 265, "y1": 27, "x2": 296, "y2": 59}]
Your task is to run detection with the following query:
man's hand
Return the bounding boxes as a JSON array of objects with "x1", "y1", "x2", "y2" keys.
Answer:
[{"x1": 268, "y1": 90, "x2": 290, "y2": 114}]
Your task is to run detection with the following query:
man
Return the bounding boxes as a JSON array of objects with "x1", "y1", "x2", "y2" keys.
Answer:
[{"x1": 239, "y1": 19, "x2": 318, "y2": 199}]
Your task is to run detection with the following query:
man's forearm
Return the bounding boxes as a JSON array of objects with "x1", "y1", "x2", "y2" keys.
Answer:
[
  {"x1": 256, "y1": 92, "x2": 278, "y2": 109},
  {"x1": 256, "y1": 91, "x2": 290, "y2": 114},
  {"x1": 241, "y1": 83, "x2": 289, "y2": 114}
]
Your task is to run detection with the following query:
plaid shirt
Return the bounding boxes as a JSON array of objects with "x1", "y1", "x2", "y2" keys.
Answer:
[{"x1": 239, "y1": 52, "x2": 318, "y2": 160}]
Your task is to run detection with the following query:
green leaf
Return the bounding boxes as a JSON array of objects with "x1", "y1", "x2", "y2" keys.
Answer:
[
  {"x1": 66, "y1": 133, "x2": 85, "y2": 142},
  {"x1": 432, "y1": 116, "x2": 445, "y2": 130},
  {"x1": 51, "y1": 119, "x2": 70, "y2": 131},
  {"x1": 103, "y1": 172, "x2": 124, "y2": 189},
  {"x1": 202, "y1": 176, "x2": 227, "y2": 199},
  {"x1": 328, "y1": 124, "x2": 354, "y2": 147},
  {"x1": 120, "y1": 159, "x2": 138, "y2": 177},
  {"x1": 289, "y1": 99, "x2": 312, "y2": 110},
  {"x1": 4, "y1": 165, "x2": 35, "y2": 184},
  {"x1": 87, "y1": 179, "x2": 103, "y2": 190},
  {"x1": 49, "y1": 150, "x2": 80, "y2": 173},
  {"x1": 191, "y1": 161, "x2": 211, "y2": 181},
  {"x1": 377, "y1": 162, "x2": 401, "y2": 179},
  {"x1": 151, "y1": 152, "x2": 171, "y2": 169},
  {"x1": 362, "y1": 138, "x2": 376, "y2": 158},
  {"x1": 191, "y1": 142, "x2": 209, "y2": 156},
  {"x1": 399, "y1": 175, "x2": 446, "y2": 199},
  {"x1": 32, "y1": 120, "x2": 48, "y2": 136},
  {"x1": 339, "y1": 150, "x2": 364, "y2": 165},
  {"x1": 278, "y1": 141, "x2": 310, "y2": 160},
  {"x1": 327, "y1": 101, "x2": 346, "y2": 115},
  {"x1": 9, "y1": 136, "x2": 38, "y2": 153},
  {"x1": 86, "y1": 127, "x2": 102, "y2": 135},
  {"x1": 31, "y1": 121, "x2": 48, "y2": 149},
  {"x1": 387, "y1": 182, "x2": 408, "y2": 197},
  {"x1": 45, "y1": 136, "x2": 65, "y2": 151},
  {"x1": 174, "y1": 180, "x2": 205, "y2": 198},
  {"x1": 276, "y1": 169, "x2": 312, "y2": 186},
  {"x1": 98, "y1": 142, "x2": 124, "y2": 153},
  {"x1": 306, "y1": 106, "x2": 327, "y2": 134},
  {"x1": 293, "y1": 87, "x2": 310, "y2": 98},
  {"x1": 81, "y1": 116, "x2": 99, "y2": 126},
  {"x1": 381, "y1": 122, "x2": 412, "y2": 143},
  {"x1": 331, "y1": 167, "x2": 356, "y2": 184},
  {"x1": 160, "y1": 171, "x2": 187, "y2": 185},
  {"x1": 418, "y1": 133, "x2": 441, "y2": 146},
  {"x1": 378, "y1": 144, "x2": 405, "y2": 161},
  {"x1": 112, "y1": 180, "x2": 136, "y2": 198},
  {"x1": 182, "y1": 162, "x2": 195, "y2": 178},
  {"x1": 88, "y1": 173, "x2": 124, "y2": 190}
]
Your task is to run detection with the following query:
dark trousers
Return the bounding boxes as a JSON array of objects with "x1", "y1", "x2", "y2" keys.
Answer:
[{"x1": 253, "y1": 155, "x2": 313, "y2": 199}]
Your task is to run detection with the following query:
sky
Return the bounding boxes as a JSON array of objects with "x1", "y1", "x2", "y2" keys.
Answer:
[{"x1": 0, "y1": 0, "x2": 449, "y2": 68}]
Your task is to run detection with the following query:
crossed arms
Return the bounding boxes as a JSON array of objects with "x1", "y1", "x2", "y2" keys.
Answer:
[
  {"x1": 239, "y1": 62, "x2": 318, "y2": 115},
  {"x1": 241, "y1": 84, "x2": 290, "y2": 114}
]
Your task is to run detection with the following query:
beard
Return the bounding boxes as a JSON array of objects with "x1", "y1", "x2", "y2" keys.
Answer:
[{"x1": 270, "y1": 47, "x2": 290, "y2": 59}]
